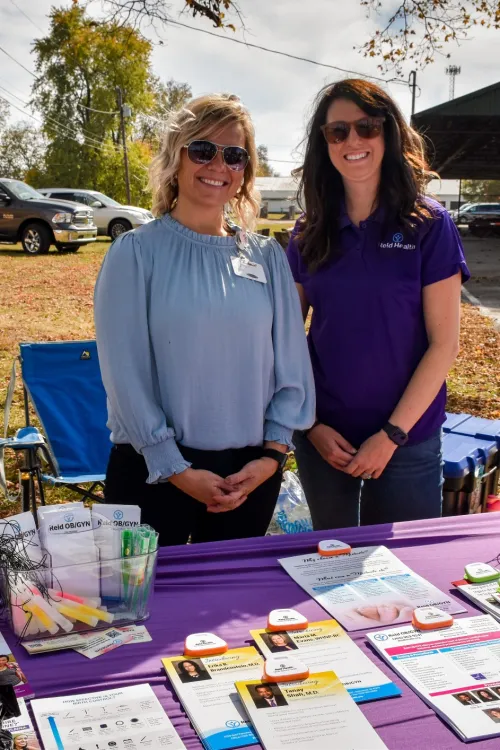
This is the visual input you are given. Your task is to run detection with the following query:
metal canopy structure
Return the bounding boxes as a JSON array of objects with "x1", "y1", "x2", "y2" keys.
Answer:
[{"x1": 412, "y1": 82, "x2": 500, "y2": 179}]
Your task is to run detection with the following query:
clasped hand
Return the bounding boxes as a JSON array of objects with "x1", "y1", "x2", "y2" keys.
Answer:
[
  {"x1": 309, "y1": 424, "x2": 396, "y2": 479},
  {"x1": 170, "y1": 458, "x2": 277, "y2": 513}
]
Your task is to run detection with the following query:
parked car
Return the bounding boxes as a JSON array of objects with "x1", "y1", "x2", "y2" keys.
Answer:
[
  {"x1": 0, "y1": 178, "x2": 97, "y2": 254},
  {"x1": 452, "y1": 202, "x2": 500, "y2": 238},
  {"x1": 38, "y1": 188, "x2": 154, "y2": 239}
]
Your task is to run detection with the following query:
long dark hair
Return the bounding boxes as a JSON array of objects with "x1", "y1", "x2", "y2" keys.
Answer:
[
  {"x1": 178, "y1": 659, "x2": 203, "y2": 676},
  {"x1": 295, "y1": 79, "x2": 436, "y2": 271}
]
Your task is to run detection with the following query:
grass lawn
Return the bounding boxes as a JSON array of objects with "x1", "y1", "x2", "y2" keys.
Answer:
[{"x1": 0, "y1": 239, "x2": 499, "y2": 516}]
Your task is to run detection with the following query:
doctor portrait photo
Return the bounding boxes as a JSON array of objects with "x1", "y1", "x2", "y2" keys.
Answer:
[
  {"x1": 174, "y1": 658, "x2": 212, "y2": 684},
  {"x1": 263, "y1": 632, "x2": 298, "y2": 653},
  {"x1": 250, "y1": 683, "x2": 288, "y2": 709}
]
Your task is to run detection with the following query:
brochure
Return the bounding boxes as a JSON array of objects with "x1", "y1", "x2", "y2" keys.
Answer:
[
  {"x1": 452, "y1": 577, "x2": 500, "y2": 622},
  {"x1": 31, "y1": 683, "x2": 185, "y2": 749},
  {"x1": 235, "y1": 671, "x2": 388, "y2": 749},
  {"x1": 279, "y1": 545, "x2": 466, "y2": 631},
  {"x1": 3, "y1": 698, "x2": 41, "y2": 749},
  {"x1": 0, "y1": 631, "x2": 34, "y2": 699},
  {"x1": 367, "y1": 614, "x2": 500, "y2": 741},
  {"x1": 250, "y1": 618, "x2": 401, "y2": 703},
  {"x1": 162, "y1": 646, "x2": 263, "y2": 750}
]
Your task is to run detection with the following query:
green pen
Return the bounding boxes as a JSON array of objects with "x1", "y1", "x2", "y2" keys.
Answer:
[{"x1": 121, "y1": 529, "x2": 133, "y2": 601}]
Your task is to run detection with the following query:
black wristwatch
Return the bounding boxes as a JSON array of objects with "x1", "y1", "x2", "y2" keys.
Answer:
[
  {"x1": 382, "y1": 422, "x2": 408, "y2": 446},
  {"x1": 261, "y1": 448, "x2": 288, "y2": 471}
]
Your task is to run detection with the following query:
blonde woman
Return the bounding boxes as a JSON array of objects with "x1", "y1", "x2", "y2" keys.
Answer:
[{"x1": 94, "y1": 94, "x2": 314, "y2": 546}]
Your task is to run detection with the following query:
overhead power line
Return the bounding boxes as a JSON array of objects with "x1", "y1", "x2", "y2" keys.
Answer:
[
  {"x1": 167, "y1": 20, "x2": 408, "y2": 87},
  {"x1": 77, "y1": 102, "x2": 119, "y2": 115},
  {"x1": 8, "y1": 0, "x2": 45, "y2": 33},
  {"x1": 0, "y1": 44, "x2": 36, "y2": 78}
]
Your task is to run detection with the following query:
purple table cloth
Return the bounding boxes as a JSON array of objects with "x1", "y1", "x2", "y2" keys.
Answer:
[{"x1": 11, "y1": 514, "x2": 500, "y2": 750}]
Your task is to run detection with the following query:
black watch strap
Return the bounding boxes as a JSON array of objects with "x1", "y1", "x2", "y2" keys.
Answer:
[
  {"x1": 262, "y1": 448, "x2": 288, "y2": 471},
  {"x1": 382, "y1": 422, "x2": 408, "y2": 446}
]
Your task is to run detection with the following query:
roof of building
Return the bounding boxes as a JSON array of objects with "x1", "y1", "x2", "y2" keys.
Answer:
[
  {"x1": 412, "y1": 81, "x2": 500, "y2": 179},
  {"x1": 255, "y1": 177, "x2": 299, "y2": 193}
]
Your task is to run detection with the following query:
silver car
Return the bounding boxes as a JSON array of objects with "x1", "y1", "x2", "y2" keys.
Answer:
[{"x1": 38, "y1": 188, "x2": 154, "y2": 239}]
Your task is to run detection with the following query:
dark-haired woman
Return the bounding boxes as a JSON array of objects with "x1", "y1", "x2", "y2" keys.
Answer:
[
  {"x1": 177, "y1": 660, "x2": 211, "y2": 683},
  {"x1": 287, "y1": 79, "x2": 470, "y2": 529}
]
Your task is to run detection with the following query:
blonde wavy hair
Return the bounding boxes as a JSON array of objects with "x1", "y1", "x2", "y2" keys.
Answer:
[{"x1": 149, "y1": 93, "x2": 260, "y2": 230}]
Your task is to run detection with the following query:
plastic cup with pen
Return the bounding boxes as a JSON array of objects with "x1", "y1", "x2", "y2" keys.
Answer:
[{"x1": 121, "y1": 525, "x2": 159, "y2": 619}]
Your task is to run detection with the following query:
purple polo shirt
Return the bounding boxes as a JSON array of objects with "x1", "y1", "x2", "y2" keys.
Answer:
[{"x1": 286, "y1": 199, "x2": 470, "y2": 447}]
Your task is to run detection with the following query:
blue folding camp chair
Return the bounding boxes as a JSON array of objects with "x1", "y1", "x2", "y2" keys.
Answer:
[{"x1": 0, "y1": 341, "x2": 111, "y2": 513}]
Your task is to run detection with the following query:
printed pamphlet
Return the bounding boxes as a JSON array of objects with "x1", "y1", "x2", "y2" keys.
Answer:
[{"x1": 279, "y1": 545, "x2": 466, "y2": 631}]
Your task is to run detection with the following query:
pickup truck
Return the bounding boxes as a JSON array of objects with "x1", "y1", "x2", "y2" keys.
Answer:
[{"x1": 0, "y1": 178, "x2": 97, "y2": 254}]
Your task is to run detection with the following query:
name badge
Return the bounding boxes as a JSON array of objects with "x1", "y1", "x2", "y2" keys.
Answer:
[{"x1": 231, "y1": 256, "x2": 267, "y2": 284}]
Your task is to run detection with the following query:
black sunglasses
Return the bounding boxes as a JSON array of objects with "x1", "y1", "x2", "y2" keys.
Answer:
[
  {"x1": 184, "y1": 140, "x2": 249, "y2": 172},
  {"x1": 321, "y1": 116, "x2": 385, "y2": 145}
]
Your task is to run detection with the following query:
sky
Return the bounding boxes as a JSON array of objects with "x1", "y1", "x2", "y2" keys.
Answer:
[{"x1": 0, "y1": 0, "x2": 499, "y2": 175}]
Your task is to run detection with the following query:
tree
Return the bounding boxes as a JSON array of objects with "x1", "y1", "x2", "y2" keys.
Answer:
[
  {"x1": 0, "y1": 122, "x2": 46, "y2": 182},
  {"x1": 99, "y1": 0, "x2": 240, "y2": 30},
  {"x1": 360, "y1": 1, "x2": 500, "y2": 72},
  {"x1": 463, "y1": 180, "x2": 500, "y2": 202},
  {"x1": 135, "y1": 77, "x2": 192, "y2": 151},
  {"x1": 0, "y1": 99, "x2": 9, "y2": 132},
  {"x1": 100, "y1": 0, "x2": 500, "y2": 73},
  {"x1": 256, "y1": 145, "x2": 278, "y2": 178},
  {"x1": 32, "y1": 5, "x2": 160, "y2": 205}
]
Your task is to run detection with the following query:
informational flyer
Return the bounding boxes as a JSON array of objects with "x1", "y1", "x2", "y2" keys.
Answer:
[
  {"x1": 3, "y1": 698, "x2": 41, "y2": 749},
  {"x1": 0, "y1": 631, "x2": 34, "y2": 699},
  {"x1": 367, "y1": 614, "x2": 500, "y2": 741},
  {"x1": 162, "y1": 647, "x2": 263, "y2": 750},
  {"x1": 279, "y1": 545, "x2": 466, "y2": 631},
  {"x1": 452, "y1": 577, "x2": 500, "y2": 622},
  {"x1": 31, "y1": 683, "x2": 185, "y2": 749},
  {"x1": 235, "y1": 671, "x2": 387, "y2": 749},
  {"x1": 250, "y1": 618, "x2": 401, "y2": 703}
]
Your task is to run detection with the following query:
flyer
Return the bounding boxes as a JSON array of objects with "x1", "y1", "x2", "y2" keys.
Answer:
[
  {"x1": 279, "y1": 545, "x2": 466, "y2": 631},
  {"x1": 31, "y1": 683, "x2": 185, "y2": 749},
  {"x1": 235, "y1": 671, "x2": 387, "y2": 749},
  {"x1": 250, "y1": 618, "x2": 401, "y2": 703},
  {"x1": 3, "y1": 698, "x2": 41, "y2": 749},
  {"x1": 0, "y1": 631, "x2": 34, "y2": 699},
  {"x1": 452, "y1": 577, "x2": 500, "y2": 622},
  {"x1": 367, "y1": 614, "x2": 500, "y2": 741},
  {"x1": 162, "y1": 646, "x2": 263, "y2": 750}
]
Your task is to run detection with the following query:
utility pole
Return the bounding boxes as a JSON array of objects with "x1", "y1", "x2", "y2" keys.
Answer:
[
  {"x1": 116, "y1": 86, "x2": 131, "y2": 205},
  {"x1": 409, "y1": 70, "x2": 417, "y2": 119},
  {"x1": 445, "y1": 66, "x2": 461, "y2": 101}
]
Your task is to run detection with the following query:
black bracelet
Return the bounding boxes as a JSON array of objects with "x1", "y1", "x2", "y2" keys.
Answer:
[{"x1": 303, "y1": 419, "x2": 320, "y2": 438}]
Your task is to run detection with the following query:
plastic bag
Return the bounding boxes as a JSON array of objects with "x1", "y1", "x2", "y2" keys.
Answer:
[{"x1": 270, "y1": 471, "x2": 313, "y2": 534}]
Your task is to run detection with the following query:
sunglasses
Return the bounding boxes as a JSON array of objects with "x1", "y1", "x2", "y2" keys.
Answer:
[
  {"x1": 184, "y1": 140, "x2": 249, "y2": 172},
  {"x1": 321, "y1": 116, "x2": 385, "y2": 145}
]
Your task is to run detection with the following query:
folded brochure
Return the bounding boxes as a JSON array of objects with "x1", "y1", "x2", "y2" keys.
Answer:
[
  {"x1": 251, "y1": 618, "x2": 400, "y2": 703},
  {"x1": 367, "y1": 614, "x2": 500, "y2": 741},
  {"x1": 31, "y1": 683, "x2": 185, "y2": 749},
  {"x1": 452, "y1": 577, "x2": 500, "y2": 622},
  {"x1": 0, "y1": 630, "x2": 34, "y2": 699},
  {"x1": 235, "y1": 671, "x2": 387, "y2": 749},
  {"x1": 278, "y1": 545, "x2": 466, "y2": 632},
  {"x1": 3, "y1": 697, "x2": 41, "y2": 749},
  {"x1": 162, "y1": 646, "x2": 263, "y2": 750}
]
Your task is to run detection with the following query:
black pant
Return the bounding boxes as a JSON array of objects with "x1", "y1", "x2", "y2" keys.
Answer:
[{"x1": 104, "y1": 444, "x2": 282, "y2": 547}]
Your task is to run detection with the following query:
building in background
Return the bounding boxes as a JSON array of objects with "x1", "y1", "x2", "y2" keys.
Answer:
[{"x1": 256, "y1": 176, "x2": 462, "y2": 215}]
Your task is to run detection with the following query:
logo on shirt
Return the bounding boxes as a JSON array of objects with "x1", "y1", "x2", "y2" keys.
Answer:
[{"x1": 379, "y1": 232, "x2": 416, "y2": 251}]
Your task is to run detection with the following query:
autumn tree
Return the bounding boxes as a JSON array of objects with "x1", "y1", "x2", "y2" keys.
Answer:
[
  {"x1": 256, "y1": 145, "x2": 278, "y2": 178},
  {"x1": 31, "y1": 5, "x2": 189, "y2": 205},
  {"x1": 0, "y1": 123, "x2": 46, "y2": 182},
  {"x1": 0, "y1": 99, "x2": 9, "y2": 132},
  {"x1": 360, "y1": 1, "x2": 500, "y2": 72},
  {"x1": 98, "y1": 0, "x2": 500, "y2": 73},
  {"x1": 463, "y1": 180, "x2": 500, "y2": 202},
  {"x1": 135, "y1": 77, "x2": 192, "y2": 151}
]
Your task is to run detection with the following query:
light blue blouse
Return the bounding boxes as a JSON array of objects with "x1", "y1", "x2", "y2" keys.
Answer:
[{"x1": 94, "y1": 214, "x2": 315, "y2": 483}]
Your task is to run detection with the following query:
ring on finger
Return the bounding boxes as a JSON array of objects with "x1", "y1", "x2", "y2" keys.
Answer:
[{"x1": 362, "y1": 473, "x2": 373, "y2": 480}]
